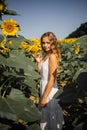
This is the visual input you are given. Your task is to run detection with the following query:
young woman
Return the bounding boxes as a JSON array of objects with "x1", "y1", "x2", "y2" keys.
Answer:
[{"x1": 35, "y1": 32, "x2": 64, "y2": 130}]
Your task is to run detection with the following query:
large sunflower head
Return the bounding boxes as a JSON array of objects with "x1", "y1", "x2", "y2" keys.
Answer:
[{"x1": 1, "y1": 18, "x2": 20, "y2": 36}]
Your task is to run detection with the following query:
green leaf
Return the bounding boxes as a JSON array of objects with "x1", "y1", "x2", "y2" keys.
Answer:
[
  {"x1": 0, "y1": 88, "x2": 41, "y2": 122},
  {"x1": 73, "y1": 122, "x2": 84, "y2": 130},
  {"x1": 0, "y1": 50, "x2": 39, "y2": 78},
  {"x1": 27, "y1": 123, "x2": 41, "y2": 130},
  {"x1": 0, "y1": 123, "x2": 11, "y2": 130},
  {"x1": 24, "y1": 77, "x2": 39, "y2": 96},
  {"x1": 4, "y1": 9, "x2": 18, "y2": 15},
  {"x1": 18, "y1": 35, "x2": 34, "y2": 44},
  {"x1": 6, "y1": 35, "x2": 34, "y2": 50},
  {"x1": 0, "y1": 35, "x2": 4, "y2": 42}
]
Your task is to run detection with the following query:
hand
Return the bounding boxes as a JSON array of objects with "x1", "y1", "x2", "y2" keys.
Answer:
[
  {"x1": 40, "y1": 97, "x2": 47, "y2": 107},
  {"x1": 35, "y1": 53, "x2": 42, "y2": 63}
]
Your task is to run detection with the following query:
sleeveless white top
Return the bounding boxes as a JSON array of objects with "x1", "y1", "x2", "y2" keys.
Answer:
[
  {"x1": 39, "y1": 58, "x2": 64, "y2": 130},
  {"x1": 40, "y1": 58, "x2": 58, "y2": 102}
]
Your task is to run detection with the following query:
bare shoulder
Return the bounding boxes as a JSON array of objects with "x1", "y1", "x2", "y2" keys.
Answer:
[
  {"x1": 49, "y1": 53, "x2": 57, "y2": 61},
  {"x1": 49, "y1": 54, "x2": 58, "y2": 70}
]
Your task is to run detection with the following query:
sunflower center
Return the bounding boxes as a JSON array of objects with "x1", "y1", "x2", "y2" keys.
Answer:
[
  {"x1": 6, "y1": 25, "x2": 14, "y2": 32},
  {"x1": 7, "y1": 25, "x2": 13, "y2": 30}
]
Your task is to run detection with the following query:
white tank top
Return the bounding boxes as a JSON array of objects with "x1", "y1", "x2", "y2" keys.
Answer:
[{"x1": 40, "y1": 58, "x2": 58, "y2": 102}]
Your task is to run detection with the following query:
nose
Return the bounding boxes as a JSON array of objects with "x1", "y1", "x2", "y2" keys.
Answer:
[{"x1": 44, "y1": 42, "x2": 48, "y2": 46}]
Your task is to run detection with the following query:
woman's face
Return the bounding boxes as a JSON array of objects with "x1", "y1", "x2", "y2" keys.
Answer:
[{"x1": 41, "y1": 36, "x2": 51, "y2": 52}]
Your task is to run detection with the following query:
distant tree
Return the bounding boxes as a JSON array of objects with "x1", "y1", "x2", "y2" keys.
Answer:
[{"x1": 66, "y1": 22, "x2": 87, "y2": 38}]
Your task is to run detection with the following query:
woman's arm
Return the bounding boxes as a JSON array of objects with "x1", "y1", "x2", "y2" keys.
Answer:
[
  {"x1": 40, "y1": 54, "x2": 58, "y2": 107},
  {"x1": 35, "y1": 53, "x2": 42, "y2": 72}
]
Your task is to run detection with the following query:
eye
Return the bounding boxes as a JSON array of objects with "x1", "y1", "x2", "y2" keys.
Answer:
[
  {"x1": 42, "y1": 42, "x2": 50, "y2": 44},
  {"x1": 47, "y1": 42, "x2": 50, "y2": 44}
]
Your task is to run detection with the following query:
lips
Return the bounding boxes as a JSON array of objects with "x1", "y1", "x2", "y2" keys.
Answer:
[{"x1": 44, "y1": 48, "x2": 49, "y2": 51}]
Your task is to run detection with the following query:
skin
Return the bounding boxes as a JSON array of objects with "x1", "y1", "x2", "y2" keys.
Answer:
[{"x1": 35, "y1": 36, "x2": 58, "y2": 107}]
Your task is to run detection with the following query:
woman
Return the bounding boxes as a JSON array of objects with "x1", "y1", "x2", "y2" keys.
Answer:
[{"x1": 35, "y1": 32, "x2": 64, "y2": 130}]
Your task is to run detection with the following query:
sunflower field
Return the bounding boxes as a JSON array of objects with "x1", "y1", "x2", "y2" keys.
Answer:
[{"x1": 0, "y1": 0, "x2": 87, "y2": 130}]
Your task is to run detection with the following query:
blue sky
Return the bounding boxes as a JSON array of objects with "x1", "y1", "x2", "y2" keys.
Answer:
[{"x1": 2, "y1": 0, "x2": 87, "y2": 39}]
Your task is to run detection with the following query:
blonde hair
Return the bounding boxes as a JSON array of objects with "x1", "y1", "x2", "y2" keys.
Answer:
[{"x1": 41, "y1": 32, "x2": 61, "y2": 61}]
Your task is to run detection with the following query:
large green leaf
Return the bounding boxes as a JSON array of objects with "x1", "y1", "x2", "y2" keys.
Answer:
[
  {"x1": 0, "y1": 50, "x2": 40, "y2": 79},
  {"x1": 0, "y1": 88, "x2": 41, "y2": 122},
  {"x1": 24, "y1": 77, "x2": 39, "y2": 96},
  {"x1": 0, "y1": 49, "x2": 40, "y2": 96},
  {"x1": 6, "y1": 35, "x2": 33, "y2": 50}
]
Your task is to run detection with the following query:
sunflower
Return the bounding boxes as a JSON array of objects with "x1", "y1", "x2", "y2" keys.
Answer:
[
  {"x1": 0, "y1": 0, "x2": 7, "y2": 12},
  {"x1": 0, "y1": 4, "x2": 4, "y2": 11},
  {"x1": 75, "y1": 44, "x2": 80, "y2": 55},
  {"x1": 29, "y1": 96, "x2": 39, "y2": 104},
  {"x1": 1, "y1": 18, "x2": 20, "y2": 36}
]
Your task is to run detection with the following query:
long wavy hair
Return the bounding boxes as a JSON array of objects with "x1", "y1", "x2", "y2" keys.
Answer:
[{"x1": 40, "y1": 32, "x2": 61, "y2": 61}]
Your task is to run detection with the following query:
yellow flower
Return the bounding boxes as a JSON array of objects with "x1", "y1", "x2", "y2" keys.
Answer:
[
  {"x1": 18, "y1": 119, "x2": 27, "y2": 125},
  {"x1": 1, "y1": 18, "x2": 20, "y2": 36},
  {"x1": 29, "y1": 38, "x2": 41, "y2": 46},
  {"x1": 27, "y1": 44, "x2": 40, "y2": 54},
  {"x1": 8, "y1": 40, "x2": 13, "y2": 45},
  {"x1": 58, "y1": 38, "x2": 79, "y2": 44},
  {"x1": 29, "y1": 96, "x2": 39, "y2": 104},
  {"x1": 0, "y1": 4, "x2": 4, "y2": 11},
  {"x1": 19, "y1": 41, "x2": 30, "y2": 49},
  {"x1": 0, "y1": 0, "x2": 6, "y2": 12},
  {"x1": 78, "y1": 98, "x2": 84, "y2": 104},
  {"x1": 75, "y1": 45, "x2": 80, "y2": 55},
  {"x1": 0, "y1": 43, "x2": 10, "y2": 53}
]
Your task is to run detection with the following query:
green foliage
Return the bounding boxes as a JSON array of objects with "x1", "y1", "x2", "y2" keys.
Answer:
[
  {"x1": 0, "y1": 1, "x2": 87, "y2": 129},
  {"x1": 0, "y1": 0, "x2": 18, "y2": 20},
  {"x1": 56, "y1": 35, "x2": 87, "y2": 130},
  {"x1": 57, "y1": 35, "x2": 87, "y2": 84},
  {"x1": 0, "y1": 88, "x2": 41, "y2": 122},
  {"x1": 0, "y1": 35, "x2": 41, "y2": 130},
  {"x1": 0, "y1": 34, "x2": 87, "y2": 130},
  {"x1": 66, "y1": 22, "x2": 87, "y2": 38},
  {"x1": 0, "y1": 34, "x2": 4, "y2": 42}
]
